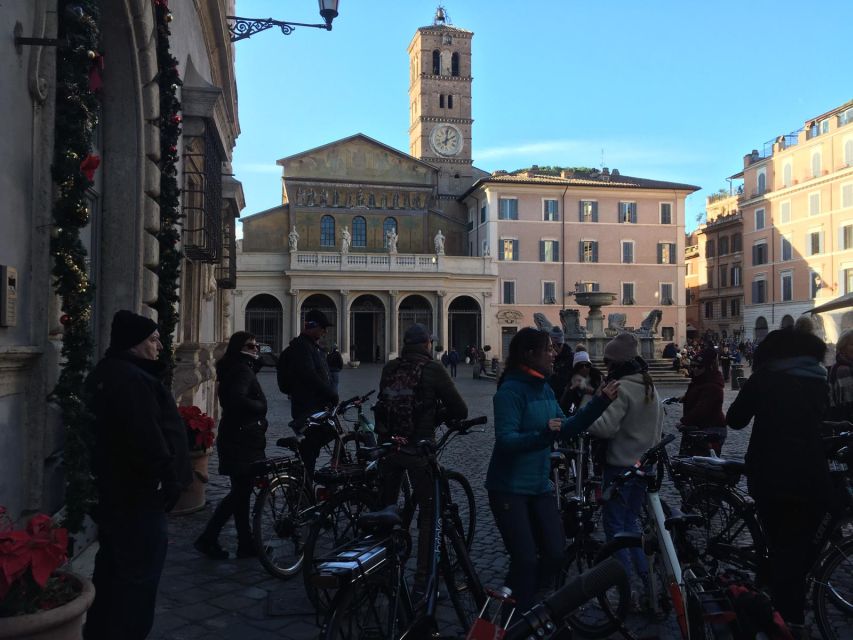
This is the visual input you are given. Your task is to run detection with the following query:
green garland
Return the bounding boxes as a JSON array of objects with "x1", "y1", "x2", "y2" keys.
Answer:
[
  {"x1": 51, "y1": 0, "x2": 101, "y2": 532},
  {"x1": 153, "y1": 0, "x2": 183, "y2": 386}
]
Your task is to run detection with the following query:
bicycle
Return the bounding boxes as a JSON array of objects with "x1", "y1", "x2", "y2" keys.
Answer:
[
  {"x1": 313, "y1": 416, "x2": 488, "y2": 639},
  {"x1": 302, "y1": 415, "x2": 477, "y2": 612},
  {"x1": 250, "y1": 391, "x2": 379, "y2": 580}
]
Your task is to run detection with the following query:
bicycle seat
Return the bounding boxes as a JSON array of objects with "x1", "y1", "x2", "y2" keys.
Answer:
[
  {"x1": 356, "y1": 445, "x2": 392, "y2": 462},
  {"x1": 276, "y1": 436, "x2": 303, "y2": 453},
  {"x1": 357, "y1": 505, "x2": 402, "y2": 533},
  {"x1": 664, "y1": 507, "x2": 705, "y2": 532}
]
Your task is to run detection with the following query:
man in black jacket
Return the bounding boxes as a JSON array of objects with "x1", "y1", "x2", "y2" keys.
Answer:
[
  {"x1": 279, "y1": 309, "x2": 339, "y2": 478},
  {"x1": 83, "y1": 310, "x2": 191, "y2": 640},
  {"x1": 377, "y1": 323, "x2": 468, "y2": 600}
]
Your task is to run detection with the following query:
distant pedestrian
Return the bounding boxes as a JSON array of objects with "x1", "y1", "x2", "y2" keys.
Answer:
[
  {"x1": 84, "y1": 310, "x2": 191, "y2": 640},
  {"x1": 195, "y1": 331, "x2": 267, "y2": 560},
  {"x1": 448, "y1": 347, "x2": 460, "y2": 377},
  {"x1": 478, "y1": 347, "x2": 488, "y2": 374},
  {"x1": 719, "y1": 346, "x2": 732, "y2": 382},
  {"x1": 327, "y1": 344, "x2": 344, "y2": 394}
]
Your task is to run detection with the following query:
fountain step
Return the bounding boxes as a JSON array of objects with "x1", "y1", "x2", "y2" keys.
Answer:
[{"x1": 588, "y1": 359, "x2": 689, "y2": 385}]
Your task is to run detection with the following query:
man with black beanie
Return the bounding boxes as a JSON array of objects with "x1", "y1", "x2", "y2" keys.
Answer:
[{"x1": 83, "y1": 310, "x2": 191, "y2": 640}]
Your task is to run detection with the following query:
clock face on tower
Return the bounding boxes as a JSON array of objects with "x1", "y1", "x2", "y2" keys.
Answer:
[{"x1": 430, "y1": 123, "x2": 463, "y2": 157}]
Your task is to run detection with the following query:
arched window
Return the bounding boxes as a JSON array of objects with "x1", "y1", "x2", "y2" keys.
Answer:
[
  {"x1": 783, "y1": 162, "x2": 792, "y2": 187},
  {"x1": 320, "y1": 215, "x2": 335, "y2": 247},
  {"x1": 439, "y1": 94, "x2": 445, "y2": 108},
  {"x1": 451, "y1": 52, "x2": 460, "y2": 76},
  {"x1": 383, "y1": 217, "x2": 397, "y2": 248},
  {"x1": 448, "y1": 95, "x2": 454, "y2": 109},
  {"x1": 432, "y1": 50, "x2": 440, "y2": 75},
  {"x1": 352, "y1": 216, "x2": 366, "y2": 247},
  {"x1": 812, "y1": 152, "x2": 821, "y2": 178},
  {"x1": 757, "y1": 171, "x2": 766, "y2": 195}
]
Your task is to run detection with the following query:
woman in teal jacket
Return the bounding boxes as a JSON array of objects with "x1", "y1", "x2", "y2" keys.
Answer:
[{"x1": 486, "y1": 328, "x2": 618, "y2": 610}]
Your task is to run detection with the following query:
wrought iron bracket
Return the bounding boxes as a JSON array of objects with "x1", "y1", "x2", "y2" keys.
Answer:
[
  {"x1": 226, "y1": 16, "x2": 331, "y2": 42},
  {"x1": 14, "y1": 22, "x2": 63, "y2": 54}
]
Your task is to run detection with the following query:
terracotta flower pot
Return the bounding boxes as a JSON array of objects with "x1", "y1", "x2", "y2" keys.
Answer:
[
  {"x1": 0, "y1": 572, "x2": 94, "y2": 640},
  {"x1": 170, "y1": 448, "x2": 211, "y2": 515}
]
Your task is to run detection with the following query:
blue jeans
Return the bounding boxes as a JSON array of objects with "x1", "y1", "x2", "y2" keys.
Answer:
[
  {"x1": 84, "y1": 509, "x2": 168, "y2": 640},
  {"x1": 602, "y1": 465, "x2": 649, "y2": 585},
  {"x1": 489, "y1": 490, "x2": 565, "y2": 611}
]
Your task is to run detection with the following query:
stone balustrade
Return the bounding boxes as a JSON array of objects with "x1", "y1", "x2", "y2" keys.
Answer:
[{"x1": 288, "y1": 251, "x2": 498, "y2": 275}]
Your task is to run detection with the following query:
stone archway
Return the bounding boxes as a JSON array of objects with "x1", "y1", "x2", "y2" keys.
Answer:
[
  {"x1": 398, "y1": 294, "x2": 433, "y2": 352},
  {"x1": 448, "y1": 296, "x2": 481, "y2": 354},
  {"x1": 245, "y1": 294, "x2": 283, "y2": 353},
  {"x1": 780, "y1": 314, "x2": 795, "y2": 329},
  {"x1": 350, "y1": 294, "x2": 386, "y2": 363}
]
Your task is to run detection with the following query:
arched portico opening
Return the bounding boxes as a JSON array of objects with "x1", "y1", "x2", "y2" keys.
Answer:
[
  {"x1": 448, "y1": 296, "x2": 481, "y2": 354},
  {"x1": 755, "y1": 316, "x2": 769, "y2": 342},
  {"x1": 398, "y1": 295, "x2": 433, "y2": 352},
  {"x1": 245, "y1": 294, "x2": 284, "y2": 353},
  {"x1": 780, "y1": 314, "x2": 794, "y2": 329},
  {"x1": 301, "y1": 293, "x2": 338, "y2": 350},
  {"x1": 350, "y1": 295, "x2": 386, "y2": 363}
]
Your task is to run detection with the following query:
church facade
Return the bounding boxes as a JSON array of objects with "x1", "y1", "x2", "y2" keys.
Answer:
[{"x1": 234, "y1": 11, "x2": 498, "y2": 362}]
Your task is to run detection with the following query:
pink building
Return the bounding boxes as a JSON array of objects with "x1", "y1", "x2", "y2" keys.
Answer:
[{"x1": 460, "y1": 167, "x2": 699, "y2": 353}]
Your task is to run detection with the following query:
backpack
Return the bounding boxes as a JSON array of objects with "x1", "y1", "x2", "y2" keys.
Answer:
[
  {"x1": 276, "y1": 344, "x2": 294, "y2": 394},
  {"x1": 374, "y1": 359, "x2": 426, "y2": 440}
]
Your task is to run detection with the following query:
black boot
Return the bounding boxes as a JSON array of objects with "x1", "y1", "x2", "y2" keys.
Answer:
[{"x1": 194, "y1": 536, "x2": 229, "y2": 560}]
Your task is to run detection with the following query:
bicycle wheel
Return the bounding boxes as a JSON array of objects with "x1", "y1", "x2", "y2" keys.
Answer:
[
  {"x1": 812, "y1": 537, "x2": 853, "y2": 640},
  {"x1": 593, "y1": 536, "x2": 671, "y2": 627},
  {"x1": 252, "y1": 474, "x2": 312, "y2": 579},
  {"x1": 556, "y1": 536, "x2": 626, "y2": 639},
  {"x1": 440, "y1": 522, "x2": 486, "y2": 632},
  {"x1": 303, "y1": 486, "x2": 378, "y2": 611},
  {"x1": 321, "y1": 570, "x2": 409, "y2": 640},
  {"x1": 683, "y1": 483, "x2": 763, "y2": 573},
  {"x1": 444, "y1": 470, "x2": 476, "y2": 549}
]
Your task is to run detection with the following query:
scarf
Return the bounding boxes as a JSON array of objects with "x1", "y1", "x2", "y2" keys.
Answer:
[
  {"x1": 606, "y1": 356, "x2": 649, "y2": 381},
  {"x1": 762, "y1": 356, "x2": 827, "y2": 381}
]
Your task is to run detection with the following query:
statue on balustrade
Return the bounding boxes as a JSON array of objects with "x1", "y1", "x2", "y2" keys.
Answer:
[
  {"x1": 386, "y1": 229, "x2": 398, "y2": 254},
  {"x1": 340, "y1": 226, "x2": 351, "y2": 254},
  {"x1": 288, "y1": 227, "x2": 300, "y2": 252},
  {"x1": 434, "y1": 229, "x2": 445, "y2": 255}
]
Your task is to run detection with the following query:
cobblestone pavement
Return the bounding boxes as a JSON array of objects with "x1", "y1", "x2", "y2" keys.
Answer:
[{"x1": 133, "y1": 364, "x2": 752, "y2": 639}]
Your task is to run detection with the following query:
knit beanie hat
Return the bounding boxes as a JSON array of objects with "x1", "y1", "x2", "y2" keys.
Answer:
[
  {"x1": 572, "y1": 351, "x2": 591, "y2": 367},
  {"x1": 603, "y1": 333, "x2": 639, "y2": 363},
  {"x1": 548, "y1": 326, "x2": 564, "y2": 345},
  {"x1": 109, "y1": 310, "x2": 158, "y2": 352},
  {"x1": 403, "y1": 323, "x2": 434, "y2": 345}
]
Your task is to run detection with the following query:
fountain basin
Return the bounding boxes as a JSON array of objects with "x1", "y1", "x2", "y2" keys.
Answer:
[{"x1": 573, "y1": 292, "x2": 617, "y2": 307}]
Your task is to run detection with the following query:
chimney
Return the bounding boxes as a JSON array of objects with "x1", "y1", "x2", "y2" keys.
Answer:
[
  {"x1": 560, "y1": 169, "x2": 574, "y2": 178},
  {"x1": 526, "y1": 165, "x2": 540, "y2": 178},
  {"x1": 493, "y1": 169, "x2": 508, "y2": 176},
  {"x1": 611, "y1": 168, "x2": 620, "y2": 176}
]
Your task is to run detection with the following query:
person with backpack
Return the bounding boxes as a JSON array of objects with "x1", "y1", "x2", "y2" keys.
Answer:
[
  {"x1": 375, "y1": 323, "x2": 468, "y2": 603},
  {"x1": 276, "y1": 309, "x2": 338, "y2": 479},
  {"x1": 448, "y1": 346, "x2": 460, "y2": 378}
]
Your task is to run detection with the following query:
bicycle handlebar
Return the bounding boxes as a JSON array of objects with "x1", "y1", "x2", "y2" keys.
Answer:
[
  {"x1": 503, "y1": 558, "x2": 628, "y2": 640},
  {"x1": 337, "y1": 390, "x2": 376, "y2": 411},
  {"x1": 431, "y1": 416, "x2": 488, "y2": 452},
  {"x1": 602, "y1": 433, "x2": 676, "y2": 499}
]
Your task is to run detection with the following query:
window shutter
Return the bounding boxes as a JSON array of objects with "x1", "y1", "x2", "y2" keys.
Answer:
[
  {"x1": 657, "y1": 243, "x2": 663, "y2": 264},
  {"x1": 752, "y1": 245, "x2": 758, "y2": 264},
  {"x1": 631, "y1": 206, "x2": 637, "y2": 224},
  {"x1": 498, "y1": 241, "x2": 504, "y2": 261},
  {"x1": 554, "y1": 241, "x2": 559, "y2": 262},
  {"x1": 669, "y1": 243, "x2": 676, "y2": 264},
  {"x1": 578, "y1": 202, "x2": 584, "y2": 222},
  {"x1": 578, "y1": 241, "x2": 584, "y2": 261},
  {"x1": 592, "y1": 242, "x2": 599, "y2": 262},
  {"x1": 513, "y1": 239, "x2": 519, "y2": 261},
  {"x1": 593, "y1": 283, "x2": 600, "y2": 292},
  {"x1": 539, "y1": 240, "x2": 545, "y2": 262},
  {"x1": 592, "y1": 202, "x2": 598, "y2": 222}
]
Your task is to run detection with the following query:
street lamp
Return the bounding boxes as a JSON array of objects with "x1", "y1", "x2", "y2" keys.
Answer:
[{"x1": 228, "y1": 0, "x2": 340, "y2": 42}]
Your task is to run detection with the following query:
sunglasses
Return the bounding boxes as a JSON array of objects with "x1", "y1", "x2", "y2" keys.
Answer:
[{"x1": 244, "y1": 343, "x2": 259, "y2": 350}]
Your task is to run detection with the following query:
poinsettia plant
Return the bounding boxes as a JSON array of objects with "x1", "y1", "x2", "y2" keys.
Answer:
[
  {"x1": 178, "y1": 405, "x2": 216, "y2": 450},
  {"x1": 0, "y1": 507, "x2": 78, "y2": 617}
]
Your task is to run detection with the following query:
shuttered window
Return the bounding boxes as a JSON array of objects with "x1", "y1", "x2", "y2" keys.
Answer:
[
  {"x1": 579, "y1": 240, "x2": 598, "y2": 263},
  {"x1": 579, "y1": 200, "x2": 598, "y2": 222},
  {"x1": 540, "y1": 240, "x2": 559, "y2": 262}
]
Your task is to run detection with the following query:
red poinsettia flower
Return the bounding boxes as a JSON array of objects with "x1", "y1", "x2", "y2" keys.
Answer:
[
  {"x1": 26, "y1": 515, "x2": 68, "y2": 588},
  {"x1": 79, "y1": 154, "x2": 100, "y2": 181},
  {"x1": 0, "y1": 529, "x2": 31, "y2": 599},
  {"x1": 179, "y1": 406, "x2": 216, "y2": 450}
]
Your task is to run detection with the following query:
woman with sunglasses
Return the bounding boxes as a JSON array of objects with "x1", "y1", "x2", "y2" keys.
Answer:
[{"x1": 195, "y1": 331, "x2": 268, "y2": 559}]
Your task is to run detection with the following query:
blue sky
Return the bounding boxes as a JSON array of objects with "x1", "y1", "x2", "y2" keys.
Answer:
[{"x1": 231, "y1": 0, "x2": 852, "y2": 232}]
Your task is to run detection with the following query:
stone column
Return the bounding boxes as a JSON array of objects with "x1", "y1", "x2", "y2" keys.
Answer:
[
  {"x1": 289, "y1": 289, "x2": 300, "y2": 341},
  {"x1": 339, "y1": 290, "x2": 350, "y2": 363},
  {"x1": 437, "y1": 290, "x2": 448, "y2": 356},
  {"x1": 389, "y1": 290, "x2": 399, "y2": 360}
]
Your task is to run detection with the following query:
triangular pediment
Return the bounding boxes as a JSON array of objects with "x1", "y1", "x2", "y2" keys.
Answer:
[{"x1": 277, "y1": 134, "x2": 436, "y2": 186}]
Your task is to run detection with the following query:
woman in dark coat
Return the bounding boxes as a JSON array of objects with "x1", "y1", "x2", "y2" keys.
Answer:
[
  {"x1": 677, "y1": 347, "x2": 727, "y2": 455},
  {"x1": 726, "y1": 328, "x2": 835, "y2": 636},
  {"x1": 195, "y1": 331, "x2": 267, "y2": 559}
]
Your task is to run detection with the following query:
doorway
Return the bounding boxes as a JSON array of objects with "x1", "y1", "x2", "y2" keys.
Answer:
[
  {"x1": 350, "y1": 294, "x2": 385, "y2": 363},
  {"x1": 448, "y1": 295, "x2": 481, "y2": 354}
]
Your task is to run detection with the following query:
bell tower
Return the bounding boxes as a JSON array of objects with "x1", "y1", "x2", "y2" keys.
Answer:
[{"x1": 407, "y1": 7, "x2": 474, "y2": 204}]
